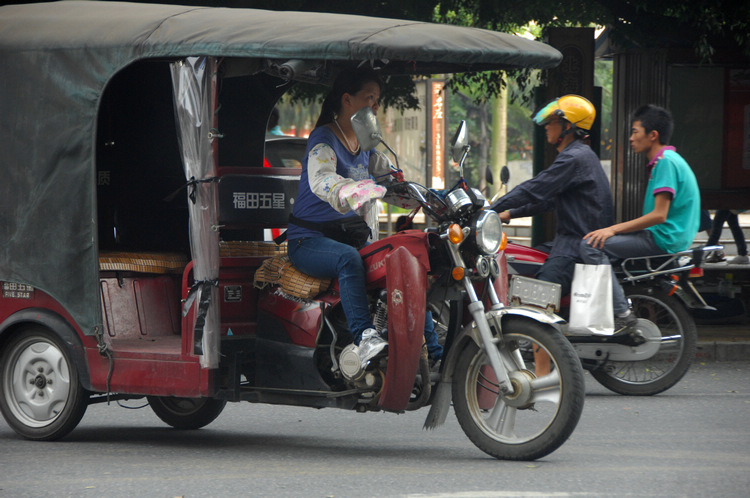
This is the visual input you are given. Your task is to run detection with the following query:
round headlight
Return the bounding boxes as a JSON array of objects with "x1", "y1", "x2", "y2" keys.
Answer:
[{"x1": 475, "y1": 210, "x2": 503, "y2": 255}]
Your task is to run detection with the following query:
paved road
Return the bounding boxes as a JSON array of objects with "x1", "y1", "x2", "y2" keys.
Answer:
[{"x1": 1, "y1": 361, "x2": 748, "y2": 497}]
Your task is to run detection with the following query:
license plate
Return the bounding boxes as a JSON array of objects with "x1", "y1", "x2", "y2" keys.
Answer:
[{"x1": 509, "y1": 275, "x2": 560, "y2": 312}]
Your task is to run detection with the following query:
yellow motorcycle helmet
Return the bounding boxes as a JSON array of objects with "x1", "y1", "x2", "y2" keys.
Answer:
[{"x1": 533, "y1": 94, "x2": 596, "y2": 131}]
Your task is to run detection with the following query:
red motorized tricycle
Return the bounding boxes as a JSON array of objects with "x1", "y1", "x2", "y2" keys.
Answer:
[{"x1": 0, "y1": 1, "x2": 583, "y2": 460}]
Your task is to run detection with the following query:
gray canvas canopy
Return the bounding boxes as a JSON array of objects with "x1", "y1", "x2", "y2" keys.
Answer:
[{"x1": 0, "y1": 1, "x2": 561, "y2": 357}]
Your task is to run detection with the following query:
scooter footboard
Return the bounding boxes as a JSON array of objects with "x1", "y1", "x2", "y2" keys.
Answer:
[{"x1": 378, "y1": 246, "x2": 426, "y2": 411}]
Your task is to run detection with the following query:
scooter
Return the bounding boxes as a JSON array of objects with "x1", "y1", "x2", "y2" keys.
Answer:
[
  {"x1": 503, "y1": 240, "x2": 718, "y2": 395},
  {"x1": 249, "y1": 108, "x2": 586, "y2": 461}
]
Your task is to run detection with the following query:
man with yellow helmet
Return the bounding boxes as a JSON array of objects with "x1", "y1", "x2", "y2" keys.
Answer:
[
  {"x1": 491, "y1": 94, "x2": 614, "y2": 298},
  {"x1": 533, "y1": 94, "x2": 597, "y2": 140}
]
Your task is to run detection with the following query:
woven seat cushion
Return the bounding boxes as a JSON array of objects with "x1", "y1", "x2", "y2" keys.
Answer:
[
  {"x1": 253, "y1": 255, "x2": 330, "y2": 299},
  {"x1": 98, "y1": 252, "x2": 189, "y2": 274},
  {"x1": 219, "y1": 240, "x2": 287, "y2": 257}
]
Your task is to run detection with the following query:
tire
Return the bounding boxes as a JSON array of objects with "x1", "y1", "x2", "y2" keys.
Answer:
[
  {"x1": 0, "y1": 326, "x2": 89, "y2": 440},
  {"x1": 148, "y1": 396, "x2": 226, "y2": 429},
  {"x1": 452, "y1": 317, "x2": 585, "y2": 461},
  {"x1": 590, "y1": 284, "x2": 697, "y2": 396}
]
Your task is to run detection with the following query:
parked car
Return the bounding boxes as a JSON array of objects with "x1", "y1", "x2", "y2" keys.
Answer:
[{"x1": 264, "y1": 135, "x2": 306, "y2": 169}]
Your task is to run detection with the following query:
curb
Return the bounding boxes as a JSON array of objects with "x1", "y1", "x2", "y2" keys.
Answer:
[{"x1": 696, "y1": 341, "x2": 750, "y2": 362}]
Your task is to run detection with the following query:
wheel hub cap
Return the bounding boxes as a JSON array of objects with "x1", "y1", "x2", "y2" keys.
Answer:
[
  {"x1": 34, "y1": 375, "x2": 47, "y2": 389},
  {"x1": 502, "y1": 370, "x2": 535, "y2": 408}
]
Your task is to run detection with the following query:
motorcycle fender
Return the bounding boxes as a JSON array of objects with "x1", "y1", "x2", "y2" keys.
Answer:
[
  {"x1": 437, "y1": 307, "x2": 563, "y2": 380},
  {"x1": 378, "y1": 246, "x2": 425, "y2": 411},
  {"x1": 499, "y1": 307, "x2": 565, "y2": 328},
  {"x1": 671, "y1": 280, "x2": 715, "y2": 311}
]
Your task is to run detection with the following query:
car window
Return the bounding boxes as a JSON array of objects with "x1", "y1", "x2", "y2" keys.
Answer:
[{"x1": 265, "y1": 137, "x2": 306, "y2": 169}]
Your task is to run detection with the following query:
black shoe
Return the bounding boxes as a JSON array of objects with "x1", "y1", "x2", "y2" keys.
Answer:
[
  {"x1": 612, "y1": 311, "x2": 647, "y2": 346},
  {"x1": 613, "y1": 311, "x2": 638, "y2": 335},
  {"x1": 609, "y1": 328, "x2": 648, "y2": 346}
]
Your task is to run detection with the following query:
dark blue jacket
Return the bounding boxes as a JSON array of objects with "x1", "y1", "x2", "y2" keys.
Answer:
[{"x1": 491, "y1": 140, "x2": 614, "y2": 260}]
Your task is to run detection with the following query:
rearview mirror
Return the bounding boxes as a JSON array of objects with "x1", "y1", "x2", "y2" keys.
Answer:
[
  {"x1": 450, "y1": 121, "x2": 468, "y2": 163},
  {"x1": 485, "y1": 166, "x2": 494, "y2": 185},
  {"x1": 500, "y1": 165, "x2": 510, "y2": 185}
]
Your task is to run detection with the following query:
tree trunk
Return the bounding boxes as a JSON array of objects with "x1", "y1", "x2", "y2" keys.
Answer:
[{"x1": 489, "y1": 81, "x2": 508, "y2": 199}]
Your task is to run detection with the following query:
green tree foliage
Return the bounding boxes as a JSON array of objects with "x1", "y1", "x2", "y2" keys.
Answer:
[{"x1": 437, "y1": 0, "x2": 750, "y2": 61}]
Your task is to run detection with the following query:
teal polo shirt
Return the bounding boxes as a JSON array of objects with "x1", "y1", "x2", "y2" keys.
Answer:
[{"x1": 644, "y1": 148, "x2": 700, "y2": 253}]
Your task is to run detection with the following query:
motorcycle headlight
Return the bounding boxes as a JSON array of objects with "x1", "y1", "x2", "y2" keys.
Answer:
[{"x1": 474, "y1": 209, "x2": 503, "y2": 255}]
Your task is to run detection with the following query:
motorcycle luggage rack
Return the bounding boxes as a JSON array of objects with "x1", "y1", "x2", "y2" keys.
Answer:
[{"x1": 620, "y1": 245, "x2": 723, "y2": 283}]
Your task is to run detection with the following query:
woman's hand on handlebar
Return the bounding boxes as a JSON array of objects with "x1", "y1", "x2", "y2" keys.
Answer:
[{"x1": 339, "y1": 179, "x2": 387, "y2": 212}]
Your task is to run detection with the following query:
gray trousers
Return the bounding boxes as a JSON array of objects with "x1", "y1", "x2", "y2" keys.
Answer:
[{"x1": 579, "y1": 230, "x2": 664, "y2": 314}]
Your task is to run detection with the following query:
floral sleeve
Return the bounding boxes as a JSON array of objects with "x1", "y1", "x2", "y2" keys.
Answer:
[{"x1": 307, "y1": 143, "x2": 354, "y2": 214}]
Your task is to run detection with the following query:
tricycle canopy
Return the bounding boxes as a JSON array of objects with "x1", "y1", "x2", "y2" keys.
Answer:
[{"x1": 0, "y1": 1, "x2": 560, "y2": 350}]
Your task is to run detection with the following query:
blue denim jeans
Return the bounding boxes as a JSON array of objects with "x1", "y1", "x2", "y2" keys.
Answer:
[
  {"x1": 579, "y1": 230, "x2": 664, "y2": 314},
  {"x1": 288, "y1": 236, "x2": 444, "y2": 360},
  {"x1": 424, "y1": 311, "x2": 443, "y2": 361},
  {"x1": 288, "y1": 237, "x2": 374, "y2": 343}
]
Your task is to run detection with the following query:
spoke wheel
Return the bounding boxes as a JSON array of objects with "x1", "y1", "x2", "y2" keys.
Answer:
[
  {"x1": 453, "y1": 317, "x2": 584, "y2": 461},
  {"x1": 148, "y1": 396, "x2": 226, "y2": 429},
  {"x1": 0, "y1": 327, "x2": 88, "y2": 440},
  {"x1": 590, "y1": 285, "x2": 696, "y2": 395}
]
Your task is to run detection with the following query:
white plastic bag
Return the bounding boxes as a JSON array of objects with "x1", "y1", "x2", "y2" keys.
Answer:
[{"x1": 568, "y1": 264, "x2": 614, "y2": 335}]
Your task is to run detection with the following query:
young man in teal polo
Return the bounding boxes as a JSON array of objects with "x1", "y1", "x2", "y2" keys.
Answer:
[{"x1": 581, "y1": 104, "x2": 700, "y2": 334}]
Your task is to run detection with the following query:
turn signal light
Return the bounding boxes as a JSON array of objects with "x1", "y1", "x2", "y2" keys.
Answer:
[
  {"x1": 499, "y1": 232, "x2": 508, "y2": 252},
  {"x1": 448, "y1": 224, "x2": 464, "y2": 244},
  {"x1": 452, "y1": 267, "x2": 465, "y2": 280}
]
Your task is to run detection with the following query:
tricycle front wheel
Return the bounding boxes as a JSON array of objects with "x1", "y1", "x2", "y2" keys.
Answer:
[{"x1": 453, "y1": 317, "x2": 584, "y2": 461}]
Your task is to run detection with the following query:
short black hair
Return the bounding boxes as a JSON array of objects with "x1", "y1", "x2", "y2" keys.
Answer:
[{"x1": 632, "y1": 104, "x2": 674, "y2": 145}]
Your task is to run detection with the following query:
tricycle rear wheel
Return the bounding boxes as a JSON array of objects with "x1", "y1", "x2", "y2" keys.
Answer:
[
  {"x1": 147, "y1": 396, "x2": 227, "y2": 429},
  {"x1": 0, "y1": 326, "x2": 88, "y2": 440}
]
